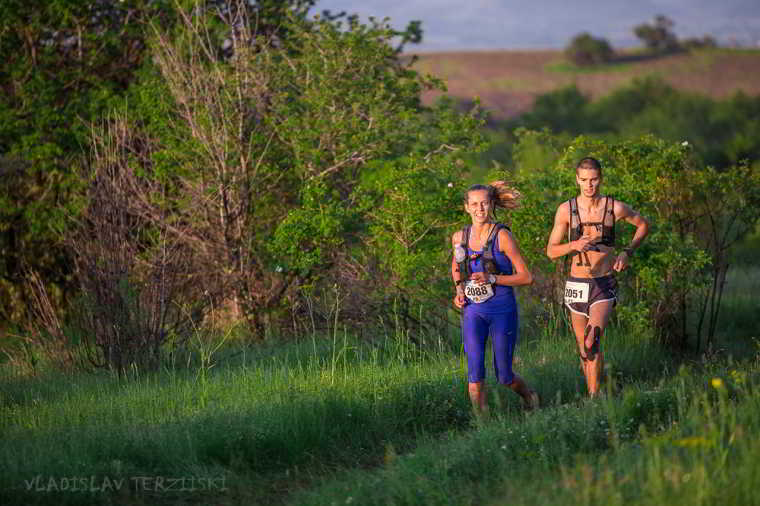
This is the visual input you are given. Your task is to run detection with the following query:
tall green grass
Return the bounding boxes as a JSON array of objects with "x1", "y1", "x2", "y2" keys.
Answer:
[
  {"x1": 713, "y1": 267, "x2": 760, "y2": 345},
  {"x1": 0, "y1": 315, "x2": 669, "y2": 505},
  {"x1": 0, "y1": 334, "x2": 471, "y2": 505},
  {"x1": 0, "y1": 267, "x2": 757, "y2": 505},
  {"x1": 289, "y1": 358, "x2": 760, "y2": 506}
]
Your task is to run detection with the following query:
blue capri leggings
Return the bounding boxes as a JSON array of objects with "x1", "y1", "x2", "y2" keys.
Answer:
[{"x1": 462, "y1": 308, "x2": 518, "y2": 385}]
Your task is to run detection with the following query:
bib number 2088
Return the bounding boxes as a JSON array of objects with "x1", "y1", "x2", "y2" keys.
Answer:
[{"x1": 464, "y1": 280, "x2": 494, "y2": 304}]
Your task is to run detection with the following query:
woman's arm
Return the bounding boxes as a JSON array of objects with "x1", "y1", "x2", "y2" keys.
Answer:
[
  {"x1": 470, "y1": 228, "x2": 533, "y2": 287},
  {"x1": 499, "y1": 229, "x2": 533, "y2": 286},
  {"x1": 451, "y1": 231, "x2": 466, "y2": 308}
]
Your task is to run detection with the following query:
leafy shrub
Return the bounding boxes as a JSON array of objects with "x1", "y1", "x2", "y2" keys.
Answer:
[
  {"x1": 503, "y1": 130, "x2": 760, "y2": 348},
  {"x1": 565, "y1": 32, "x2": 615, "y2": 66},
  {"x1": 510, "y1": 77, "x2": 760, "y2": 170},
  {"x1": 682, "y1": 35, "x2": 718, "y2": 50},
  {"x1": 633, "y1": 15, "x2": 680, "y2": 53},
  {"x1": 517, "y1": 85, "x2": 591, "y2": 133},
  {"x1": 102, "y1": 1, "x2": 486, "y2": 339}
]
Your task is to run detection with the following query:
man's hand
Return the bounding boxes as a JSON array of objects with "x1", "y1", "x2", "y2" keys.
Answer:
[
  {"x1": 613, "y1": 251, "x2": 630, "y2": 271},
  {"x1": 572, "y1": 233, "x2": 597, "y2": 253}
]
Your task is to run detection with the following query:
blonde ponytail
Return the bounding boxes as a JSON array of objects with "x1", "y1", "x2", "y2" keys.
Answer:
[{"x1": 489, "y1": 180, "x2": 522, "y2": 210}]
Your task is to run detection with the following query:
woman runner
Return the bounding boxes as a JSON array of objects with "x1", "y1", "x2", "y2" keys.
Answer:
[
  {"x1": 451, "y1": 182, "x2": 539, "y2": 415},
  {"x1": 546, "y1": 157, "x2": 650, "y2": 397}
]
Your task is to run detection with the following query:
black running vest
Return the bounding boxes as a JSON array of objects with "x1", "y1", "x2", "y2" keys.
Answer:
[
  {"x1": 568, "y1": 196, "x2": 616, "y2": 247},
  {"x1": 457, "y1": 223, "x2": 510, "y2": 279}
]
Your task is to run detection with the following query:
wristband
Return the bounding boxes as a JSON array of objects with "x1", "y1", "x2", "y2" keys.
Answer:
[
  {"x1": 623, "y1": 247, "x2": 634, "y2": 257},
  {"x1": 489, "y1": 274, "x2": 497, "y2": 284}
]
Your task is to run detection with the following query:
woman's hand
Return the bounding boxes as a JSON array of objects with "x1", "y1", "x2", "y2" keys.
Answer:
[
  {"x1": 453, "y1": 291, "x2": 467, "y2": 308},
  {"x1": 470, "y1": 272, "x2": 491, "y2": 285}
]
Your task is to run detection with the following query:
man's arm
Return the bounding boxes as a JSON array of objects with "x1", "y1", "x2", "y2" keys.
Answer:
[
  {"x1": 612, "y1": 201, "x2": 650, "y2": 271},
  {"x1": 546, "y1": 202, "x2": 594, "y2": 259}
]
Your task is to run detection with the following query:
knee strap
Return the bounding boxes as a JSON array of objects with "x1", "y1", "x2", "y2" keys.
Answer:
[{"x1": 587, "y1": 326, "x2": 601, "y2": 360}]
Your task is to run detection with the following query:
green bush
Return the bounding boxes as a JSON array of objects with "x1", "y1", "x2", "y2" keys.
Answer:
[
  {"x1": 92, "y1": 4, "x2": 487, "y2": 340},
  {"x1": 510, "y1": 77, "x2": 760, "y2": 170},
  {"x1": 564, "y1": 32, "x2": 615, "y2": 66},
  {"x1": 633, "y1": 15, "x2": 680, "y2": 53},
  {"x1": 682, "y1": 35, "x2": 718, "y2": 50},
  {"x1": 502, "y1": 131, "x2": 760, "y2": 347}
]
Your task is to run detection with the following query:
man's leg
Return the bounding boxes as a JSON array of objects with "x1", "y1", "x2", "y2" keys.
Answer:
[
  {"x1": 570, "y1": 311, "x2": 592, "y2": 388},
  {"x1": 581, "y1": 300, "x2": 614, "y2": 396}
]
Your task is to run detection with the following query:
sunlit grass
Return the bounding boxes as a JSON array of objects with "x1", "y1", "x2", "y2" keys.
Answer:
[
  {"x1": 0, "y1": 316, "x2": 668, "y2": 505},
  {"x1": 0, "y1": 266, "x2": 757, "y2": 505},
  {"x1": 0, "y1": 335, "x2": 473, "y2": 504},
  {"x1": 289, "y1": 358, "x2": 760, "y2": 506}
]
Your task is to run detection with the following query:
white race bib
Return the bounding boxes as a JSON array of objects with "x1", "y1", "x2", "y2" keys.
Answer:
[
  {"x1": 564, "y1": 280, "x2": 590, "y2": 305},
  {"x1": 464, "y1": 280, "x2": 494, "y2": 304}
]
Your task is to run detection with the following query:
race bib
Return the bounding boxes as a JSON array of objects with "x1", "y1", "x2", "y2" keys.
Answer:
[
  {"x1": 564, "y1": 280, "x2": 590, "y2": 305},
  {"x1": 464, "y1": 280, "x2": 494, "y2": 304}
]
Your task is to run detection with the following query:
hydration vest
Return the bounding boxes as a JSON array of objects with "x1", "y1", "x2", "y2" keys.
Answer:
[
  {"x1": 568, "y1": 196, "x2": 616, "y2": 247},
  {"x1": 456, "y1": 223, "x2": 510, "y2": 280}
]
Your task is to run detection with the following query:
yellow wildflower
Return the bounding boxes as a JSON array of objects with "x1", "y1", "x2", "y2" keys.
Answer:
[
  {"x1": 676, "y1": 436, "x2": 712, "y2": 448},
  {"x1": 729, "y1": 370, "x2": 746, "y2": 386}
]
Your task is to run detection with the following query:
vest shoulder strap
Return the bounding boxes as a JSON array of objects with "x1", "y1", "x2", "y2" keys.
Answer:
[
  {"x1": 601, "y1": 196, "x2": 616, "y2": 245},
  {"x1": 483, "y1": 223, "x2": 509, "y2": 260},
  {"x1": 569, "y1": 198, "x2": 580, "y2": 241},
  {"x1": 457, "y1": 225, "x2": 472, "y2": 280},
  {"x1": 460, "y1": 225, "x2": 471, "y2": 250},
  {"x1": 606, "y1": 196, "x2": 615, "y2": 224}
]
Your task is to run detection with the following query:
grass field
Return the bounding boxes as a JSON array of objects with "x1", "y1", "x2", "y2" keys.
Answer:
[
  {"x1": 408, "y1": 48, "x2": 760, "y2": 120},
  {"x1": 0, "y1": 269, "x2": 758, "y2": 505}
]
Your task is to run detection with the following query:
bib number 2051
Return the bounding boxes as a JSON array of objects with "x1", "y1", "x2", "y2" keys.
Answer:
[
  {"x1": 564, "y1": 280, "x2": 590, "y2": 305},
  {"x1": 465, "y1": 280, "x2": 494, "y2": 304}
]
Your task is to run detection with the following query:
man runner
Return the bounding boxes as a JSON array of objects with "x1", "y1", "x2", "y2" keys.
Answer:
[{"x1": 546, "y1": 157, "x2": 650, "y2": 396}]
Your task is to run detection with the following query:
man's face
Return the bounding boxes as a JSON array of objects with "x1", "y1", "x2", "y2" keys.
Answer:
[{"x1": 576, "y1": 168, "x2": 602, "y2": 198}]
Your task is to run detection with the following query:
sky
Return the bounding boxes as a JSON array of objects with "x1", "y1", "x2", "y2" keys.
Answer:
[{"x1": 314, "y1": 0, "x2": 760, "y2": 52}]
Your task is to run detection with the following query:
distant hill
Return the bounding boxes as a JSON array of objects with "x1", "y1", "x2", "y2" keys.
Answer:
[
  {"x1": 409, "y1": 48, "x2": 760, "y2": 121},
  {"x1": 319, "y1": 0, "x2": 760, "y2": 52}
]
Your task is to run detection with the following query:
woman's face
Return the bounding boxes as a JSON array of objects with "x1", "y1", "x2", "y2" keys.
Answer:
[
  {"x1": 465, "y1": 189, "x2": 491, "y2": 224},
  {"x1": 576, "y1": 168, "x2": 602, "y2": 198}
]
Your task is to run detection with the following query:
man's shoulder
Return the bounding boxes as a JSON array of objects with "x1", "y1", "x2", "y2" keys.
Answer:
[
  {"x1": 555, "y1": 199, "x2": 572, "y2": 219},
  {"x1": 609, "y1": 197, "x2": 635, "y2": 217}
]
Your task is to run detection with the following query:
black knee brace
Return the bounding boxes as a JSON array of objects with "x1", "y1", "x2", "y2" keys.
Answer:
[{"x1": 587, "y1": 326, "x2": 601, "y2": 360}]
